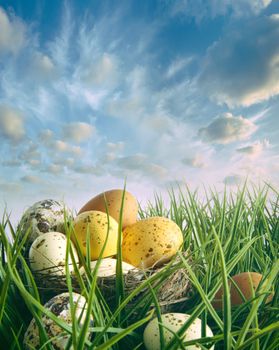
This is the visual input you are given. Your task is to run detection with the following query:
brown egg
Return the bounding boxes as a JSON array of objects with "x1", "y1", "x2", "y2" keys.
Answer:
[
  {"x1": 78, "y1": 189, "x2": 138, "y2": 229},
  {"x1": 212, "y1": 272, "x2": 273, "y2": 309}
]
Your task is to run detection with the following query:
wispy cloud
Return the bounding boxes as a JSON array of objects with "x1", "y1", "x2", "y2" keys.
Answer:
[
  {"x1": 168, "y1": 0, "x2": 272, "y2": 21},
  {"x1": 182, "y1": 154, "x2": 206, "y2": 168},
  {"x1": 198, "y1": 113, "x2": 257, "y2": 144},
  {"x1": 0, "y1": 7, "x2": 27, "y2": 54},
  {"x1": 20, "y1": 175, "x2": 42, "y2": 184},
  {"x1": 199, "y1": 15, "x2": 279, "y2": 107},
  {"x1": 0, "y1": 105, "x2": 25, "y2": 142},
  {"x1": 236, "y1": 139, "x2": 270, "y2": 158},
  {"x1": 63, "y1": 122, "x2": 96, "y2": 143}
]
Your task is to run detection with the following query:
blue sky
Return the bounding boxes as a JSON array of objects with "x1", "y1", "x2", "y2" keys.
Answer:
[{"x1": 0, "y1": 0, "x2": 279, "y2": 223}]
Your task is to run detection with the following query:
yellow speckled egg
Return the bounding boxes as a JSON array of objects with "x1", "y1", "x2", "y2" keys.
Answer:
[
  {"x1": 212, "y1": 272, "x2": 273, "y2": 309},
  {"x1": 122, "y1": 216, "x2": 183, "y2": 269},
  {"x1": 73, "y1": 211, "x2": 119, "y2": 260},
  {"x1": 78, "y1": 189, "x2": 138, "y2": 229}
]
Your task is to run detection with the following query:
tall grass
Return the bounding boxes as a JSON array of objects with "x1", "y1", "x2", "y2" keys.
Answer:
[{"x1": 0, "y1": 184, "x2": 278, "y2": 349}]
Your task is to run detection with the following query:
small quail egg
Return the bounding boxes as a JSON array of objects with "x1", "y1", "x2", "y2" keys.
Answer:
[
  {"x1": 23, "y1": 292, "x2": 92, "y2": 349},
  {"x1": 143, "y1": 313, "x2": 214, "y2": 350},
  {"x1": 18, "y1": 199, "x2": 71, "y2": 250},
  {"x1": 29, "y1": 231, "x2": 78, "y2": 276}
]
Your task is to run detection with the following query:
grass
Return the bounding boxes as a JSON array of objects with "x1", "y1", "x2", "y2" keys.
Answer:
[{"x1": 0, "y1": 183, "x2": 278, "y2": 349}]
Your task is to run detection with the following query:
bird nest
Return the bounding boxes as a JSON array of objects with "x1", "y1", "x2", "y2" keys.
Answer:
[{"x1": 23, "y1": 253, "x2": 192, "y2": 315}]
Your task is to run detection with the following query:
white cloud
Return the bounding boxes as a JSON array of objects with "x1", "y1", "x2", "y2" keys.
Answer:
[
  {"x1": 40, "y1": 129, "x2": 54, "y2": 143},
  {"x1": 0, "y1": 105, "x2": 25, "y2": 142},
  {"x1": 63, "y1": 122, "x2": 96, "y2": 143},
  {"x1": 198, "y1": 113, "x2": 257, "y2": 144},
  {"x1": 236, "y1": 139, "x2": 270, "y2": 158},
  {"x1": 48, "y1": 140, "x2": 82, "y2": 156},
  {"x1": 0, "y1": 7, "x2": 26, "y2": 54},
  {"x1": 82, "y1": 53, "x2": 119, "y2": 87},
  {"x1": 20, "y1": 175, "x2": 41, "y2": 184},
  {"x1": 182, "y1": 154, "x2": 205, "y2": 168},
  {"x1": 199, "y1": 15, "x2": 279, "y2": 107},
  {"x1": 19, "y1": 142, "x2": 41, "y2": 165},
  {"x1": 45, "y1": 164, "x2": 64, "y2": 174},
  {"x1": 72, "y1": 164, "x2": 103, "y2": 176},
  {"x1": 28, "y1": 52, "x2": 56, "y2": 80},
  {"x1": 115, "y1": 154, "x2": 168, "y2": 179},
  {"x1": 103, "y1": 142, "x2": 125, "y2": 162}
]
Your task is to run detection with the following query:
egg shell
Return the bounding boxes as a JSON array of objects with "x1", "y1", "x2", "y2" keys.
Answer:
[
  {"x1": 18, "y1": 199, "x2": 71, "y2": 250},
  {"x1": 29, "y1": 231, "x2": 78, "y2": 276},
  {"x1": 73, "y1": 210, "x2": 119, "y2": 260},
  {"x1": 212, "y1": 272, "x2": 273, "y2": 309},
  {"x1": 23, "y1": 292, "x2": 91, "y2": 350},
  {"x1": 122, "y1": 216, "x2": 183, "y2": 269},
  {"x1": 78, "y1": 189, "x2": 138, "y2": 229},
  {"x1": 143, "y1": 313, "x2": 214, "y2": 350},
  {"x1": 79, "y1": 258, "x2": 137, "y2": 277}
]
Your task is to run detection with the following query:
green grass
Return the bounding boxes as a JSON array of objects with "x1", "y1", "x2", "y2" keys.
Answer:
[{"x1": 0, "y1": 183, "x2": 278, "y2": 349}]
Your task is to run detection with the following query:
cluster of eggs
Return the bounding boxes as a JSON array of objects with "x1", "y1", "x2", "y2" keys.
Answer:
[
  {"x1": 19, "y1": 190, "x2": 184, "y2": 349},
  {"x1": 73, "y1": 189, "x2": 184, "y2": 269},
  {"x1": 18, "y1": 192, "x2": 273, "y2": 349}
]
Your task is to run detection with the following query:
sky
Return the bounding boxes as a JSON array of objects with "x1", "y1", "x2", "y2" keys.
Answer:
[{"x1": 0, "y1": 0, "x2": 279, "y2": 224}]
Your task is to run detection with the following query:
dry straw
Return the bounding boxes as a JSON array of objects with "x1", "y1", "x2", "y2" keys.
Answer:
[{"x1": 26, "y1": 252, "x2": 192, "y2": 314}]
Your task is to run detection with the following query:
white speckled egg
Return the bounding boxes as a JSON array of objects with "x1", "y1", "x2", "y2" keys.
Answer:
[
  {"x1": 143, "y1": 313, "x2": 214, "y2": 350},
  {"x1": 18, "y1": 199, "x2": 71, "y2": 250},
  {"x1": 79, "y1": 258, "x2": 137, "y2": 277},
  {"x1": 29, "y1": 231, "x2": 78, "y2": 276},
  {"x1": 23, "y1": 292, "x2": 92, "y2": 349}
]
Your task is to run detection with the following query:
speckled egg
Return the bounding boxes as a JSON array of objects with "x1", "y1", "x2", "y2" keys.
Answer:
[
  {"x1": 79, "y1": 258, "x2": 137, "y2": 277},
  {"x1": 78, "y1": 189, "x2": 138, "y2": 229},
  {"x1": 212, "y1": 272, "x2": 273, "y2": 309},
  {"x1": 18, "y1": 199, "x2": 71, "y2": 250},
  {"x1": 122, "y1": 217, "x2": 183, "y2": 269},
  {"x1": 143, "y1": 313, "x2": 214, "y2": 350},
  {"x1": 23, "y1": 292, "x2": 92, "y2": 349},
  {"x1": 73, "y1": 210, "x2": 119, "y2": 260},
  {"x1": 29, "y1": 231, "x2": 78, "y2": 276}
]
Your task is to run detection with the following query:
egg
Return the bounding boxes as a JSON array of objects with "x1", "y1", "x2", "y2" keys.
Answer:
[
  {"x1": 122, "y1": 216, "x2": 183, "y2": 269},
  {"x1": 23, "y1": 292, "x2": 92, "y2": 349},
  {"x1": 212, "y1": 272, "x2": 273, "y2": 309},
  {"x1": 143, "y1": 313, "x2": 214, "y2": 350},
  {"x1": 18, "y1": 199, "x2": 71, "y2": 250},
  {"x1": 73, "y1": 210, "x2": 119, "y2": 260},
  {"x1": 29, "y1": 231, "x2": 78, "y2": 276},
  {"x1": 78, "y1": 189, "x2": 138, "y2": 229},
  {"x1": 79, "y1": 258, "x2": 137, "y2": 277}
]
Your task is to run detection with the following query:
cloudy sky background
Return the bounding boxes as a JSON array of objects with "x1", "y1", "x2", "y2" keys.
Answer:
[{"x1": 0, "y1": 0, "x2": 279, "y2": 224}]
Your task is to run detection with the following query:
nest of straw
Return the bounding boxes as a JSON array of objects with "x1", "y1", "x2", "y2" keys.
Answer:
[{"x1": 24, "y1": 253, "x2": 192, "y2": 313}]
